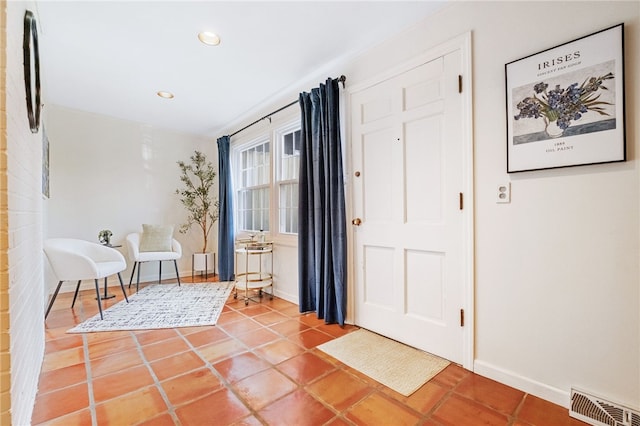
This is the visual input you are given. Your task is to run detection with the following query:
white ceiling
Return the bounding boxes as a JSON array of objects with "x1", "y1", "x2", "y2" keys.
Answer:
[{"x1": 36, "y1": 1, "x2": 446, "y2": 137}]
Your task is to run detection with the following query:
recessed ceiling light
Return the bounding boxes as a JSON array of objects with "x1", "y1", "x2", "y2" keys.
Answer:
[
  {"x1": 198, "y1": 31, "x2": 220, "y2": 46},
  {"x1": 157, "y1": 91, "x2": 174, "y2": 99}
]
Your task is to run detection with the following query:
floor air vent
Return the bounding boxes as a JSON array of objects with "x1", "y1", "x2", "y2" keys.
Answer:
[{"x1": 570, "y1": 388, "x2": 640, "y2": 426}]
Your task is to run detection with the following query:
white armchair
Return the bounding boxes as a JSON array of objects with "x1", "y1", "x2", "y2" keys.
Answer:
[
  {"x1": 126, "y1": 232, "x2": 182, "y2": 292},
  {"x1": 43, "y1": 238, "x2": 129, "y2": 320}
]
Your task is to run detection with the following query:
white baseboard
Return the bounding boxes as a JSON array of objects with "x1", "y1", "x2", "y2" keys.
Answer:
[
  {"x1": 54, "y1": 271, "x2": 300, "y2": 307},
  {"x1": 273, "y1": 288, "x2": 298, "y2": 305},
  {"x1": 57, "y1": 276, "x2": 126, "y2": 294},
  {"x1": 473, "y1": 360, "x2": 570, "y2": 409},
  {"x1": 55, "y1": 269, "x2": 192, "y2": 294}
]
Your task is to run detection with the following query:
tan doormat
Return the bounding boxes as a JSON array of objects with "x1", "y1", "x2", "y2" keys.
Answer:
[{"x1": 317, "y1": 329, "x2": 450, "y2": 396}]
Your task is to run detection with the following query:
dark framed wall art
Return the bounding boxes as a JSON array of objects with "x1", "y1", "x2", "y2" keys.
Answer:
[{"x1": 506, "y1": 24, "x2": 625, "y2": 173}]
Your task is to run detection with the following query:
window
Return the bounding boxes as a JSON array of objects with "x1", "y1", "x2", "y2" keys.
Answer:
[
  {"x1": 277, "y1": 128, "x2": 301, "y2": 234},
  {"x1": 236, "y1": 140, "x2": 270, "y2": 232},
  {"x1": 233, "y1": 118, "x2": 301, "y2": 239}
]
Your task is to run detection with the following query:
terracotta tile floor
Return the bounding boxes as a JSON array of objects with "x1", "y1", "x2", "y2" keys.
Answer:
[{"x1": 33, "y1": 276, "x2": 587, "y2": 426}]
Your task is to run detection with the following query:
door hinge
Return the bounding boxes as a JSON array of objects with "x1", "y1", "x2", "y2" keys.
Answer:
[
  {"x1": 459, "y1": 192, "x2": 463, "y2": 210},
  {"x1": 458, "y1": 75, "x2": 463, "y2": 93},
  {"x1": 460, "y1": 308, "x2": 465, "y2": 327}
]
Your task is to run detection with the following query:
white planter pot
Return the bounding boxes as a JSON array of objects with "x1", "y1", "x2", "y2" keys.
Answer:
[{"x1": 192, "y1": 252, "x2": 213, "y2": 271}]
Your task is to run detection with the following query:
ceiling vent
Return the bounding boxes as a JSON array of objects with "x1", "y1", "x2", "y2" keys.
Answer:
[{"x1": 570, "y1": 388, "x2": 640, "y2": 426}]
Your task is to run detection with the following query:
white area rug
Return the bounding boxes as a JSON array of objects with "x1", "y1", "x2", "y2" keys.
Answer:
[
  {"x1": 317, "y1": 329, "x2": 450, "y2": 396},
  {"x1": 68, "y1": 282, "x2": 233, "y2": 333}
]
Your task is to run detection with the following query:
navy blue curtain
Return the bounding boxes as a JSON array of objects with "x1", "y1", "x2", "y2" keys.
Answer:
[
  {"x1": 298, "y1": 78, "x2": 347, "y2": 325},
  {"x1": 217, "y1": 136, "x2": 235, "y2": 281}
]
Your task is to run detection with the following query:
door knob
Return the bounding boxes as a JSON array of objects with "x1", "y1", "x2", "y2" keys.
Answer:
[{"x1": 352, "y1": 218, "x2": 362, "y2": 226}]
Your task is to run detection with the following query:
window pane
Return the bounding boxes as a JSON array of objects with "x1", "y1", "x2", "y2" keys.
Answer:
[
  {"x1": 284, "y1": 133, "x2": 293, "y2": 156},
  {"x1": 236, "y1": 140, "x2": 271, "y2": 232},
  {"x1": 244, "y1": 210, "x2": 252, "y2": 230},
  {"x1": 246, "y1": 190, "x2": 253, "y2": 209},
  {"x1": 266, "y1": 187, "x2": 271, "y2": 208},
  {"x1": 291, "y1": 210, "x2": 298, "y2": 234},
  {"x1": 292, "y1": 182, "x2": 299, "y2": 208},
  {"x1": 276, "y1": 128, "x2": 301, "y2": 235},
  {"x1": 292, "y1": 159, "x2": 297, "y2": 181},
  {"x1": 278, "y1": 186, "x2": 285, "y2": 230},
  {"x1": 281, "y1": 157, "x2": 287, "y2": 181},
  {"x1": 253, "y1": 190, "x2": 260, "y2": 211},
  {"x1": 252, "y1": 165, "x2": 258, "y2": 187},
  {"x1": 279, "y1": 182, "x2": 298, "y2": 234},
  {"x1": 247, "y1": 147, "x2": 254, "y2": 168},
  {"x1": 280, "y1": 185, "x2": 287, "y2": 209},
  {"x1": 291, "y1": 182, "x2": 299, "y2": 233},
  {"x1": 264, "y1": 149, "x2": 271, "y2": 184},
  {"x1": 294, "y1": 130, "x2": 301, "y2": 154},
  {"x1": 280, "y1": 129, "x2": 300, "y2": 181}
]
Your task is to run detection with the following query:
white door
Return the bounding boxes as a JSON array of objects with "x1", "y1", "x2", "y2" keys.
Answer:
[{"x1": 351, "y1": 48, "x2": 469, "y2": 364}]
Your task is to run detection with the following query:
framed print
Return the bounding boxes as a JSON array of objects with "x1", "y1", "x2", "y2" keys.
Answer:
[{"x1": 506, "y1": 24, "x2": 625, "y2": 173}]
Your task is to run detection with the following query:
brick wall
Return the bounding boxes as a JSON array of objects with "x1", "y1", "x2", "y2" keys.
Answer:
[
  {"x1": 2, "y1": 1, "x2": 47, "y2": 424},
  {"x1": 1, "y1": 2, "x2": 10, "y2": 423}
]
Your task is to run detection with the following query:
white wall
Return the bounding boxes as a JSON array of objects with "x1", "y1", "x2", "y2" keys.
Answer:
[
  {"x1": 4, "y1": 2, "x2": 47, "y2": 424},
  {"x1": 45, "y1": 105, "x2": 217, "y2": 288},
  {"x1": 45, "y1": 103, "x2": 302, "y2": 303},
  {"x1": 340, "y1": 0, "x2": 639, "y2": 410},
  {"x1": 221, "y1": 0, "x2": 640, "y2": 411}
]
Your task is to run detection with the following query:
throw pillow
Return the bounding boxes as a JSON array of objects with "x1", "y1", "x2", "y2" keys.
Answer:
[{"x1": 139, "y1": 224, "x2": 174, "y2": 252}]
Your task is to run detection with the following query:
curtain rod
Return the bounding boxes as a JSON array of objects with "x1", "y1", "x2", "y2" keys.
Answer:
[{"x1": 229, "y1": 75, "x2": 346, "y2": 138}]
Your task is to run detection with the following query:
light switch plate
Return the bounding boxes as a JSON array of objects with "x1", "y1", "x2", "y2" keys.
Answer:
[{"x1": 497, "y1": 183, "x2": 511, "y2": 203}]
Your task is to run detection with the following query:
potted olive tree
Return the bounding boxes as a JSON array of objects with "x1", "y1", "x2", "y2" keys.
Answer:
[{"x1": 176, "y1": 151, "x2": 219, "y2": 276}]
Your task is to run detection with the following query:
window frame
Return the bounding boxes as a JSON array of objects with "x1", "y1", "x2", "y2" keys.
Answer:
[
  {"x1": 231, "y1": 113, "x2": 301, "y2": 246},
  {"x1": 274, "y1": 120, "x2": 302, "y2": 238},
  {"x1": 233, "y1": 136, "x2": 272, "y2": 236}
]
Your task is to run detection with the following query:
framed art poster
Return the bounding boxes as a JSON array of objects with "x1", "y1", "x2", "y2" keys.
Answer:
[{"x1": 506, "y1": 24, "x2": 625, "y2": 173}]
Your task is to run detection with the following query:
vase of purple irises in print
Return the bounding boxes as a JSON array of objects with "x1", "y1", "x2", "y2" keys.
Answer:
[{"x1": 514, "y1": 72, "x2": 614, "y2": 138}]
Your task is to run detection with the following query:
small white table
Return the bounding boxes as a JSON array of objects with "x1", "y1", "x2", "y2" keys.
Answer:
[{"x1": 234, "y1": 242, "x2": 273, "y2": 306}]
